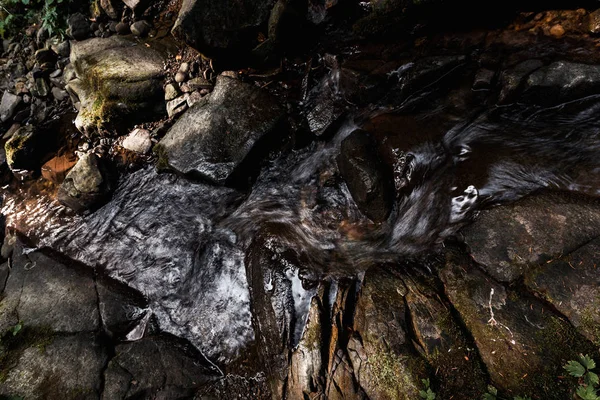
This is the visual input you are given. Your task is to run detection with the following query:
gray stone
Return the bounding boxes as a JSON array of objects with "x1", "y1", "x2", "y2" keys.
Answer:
[
  {"x1": 166, "y1": 95, "x2": 188, "y2": 118},
  {"x1": 463, "y1": 192, "x2": 600, "y2": 282},
  {"x1": 524, "y1": 61, "x2": 600, "y2": 105},
  {"x1": 103, "y1": 336, "x2": 219, "y2": 399},
  {"x1": 57, "y1": 153, "x2": 113, "y2": 213},
  {"x1": 156, "y1": 76, "x2": 285, "y2": 184},
  {"x1": 0, "y1": 91, "x2": 21, "y2": 122},
  {"x1": 0, "y1": 334, "x2": 108, "y2": 400},
  {"x1": 130, "y1": 20, "x2": 151, "y2": 37},
  {"x1": 186, "y1": 90, "x2": 203, "y2": 107},
  {"x1": 67, "y1": 13, "x2": 91, "y2": 41},
  {"x1": 0, "y1": 247, "x2": 100, "y2": 333},
  {"x1": 51, "y1": 87, "x2": 69, "y2": 101},
  {"x1": 122, "y1": 128, "x2": 152, "y2": 154},
  {"x1": 164, "y1": 82, "x2": 181, "y2": 101}
]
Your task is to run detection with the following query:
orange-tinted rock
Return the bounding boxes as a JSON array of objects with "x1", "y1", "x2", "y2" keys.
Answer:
[
  {"x1": 550, "y1": 24, "x2": 566, "y2": 38},
  {"x1": 41, "y1": 154, "x2": 77, "y2": 184}
]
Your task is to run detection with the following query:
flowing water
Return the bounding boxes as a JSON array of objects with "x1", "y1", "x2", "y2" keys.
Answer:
[{"x1": 3, "y1": 57, "x2": 600, "y2": 365}]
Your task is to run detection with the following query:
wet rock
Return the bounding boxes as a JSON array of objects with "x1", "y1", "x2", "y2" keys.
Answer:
[
  {"x1": 43, "y1": 169, "x2": 249, "y2": 364},
  {"x1": 305, "y1": 63, "x2": 345, "y2": 137},
  {"x1": 497, "y1": 59, "x2": 544, "y2": 104},
  {"x1": 57, "y1": 153, "x2": 113, "y2": 213},
  {"x1": 0, "y1": 91, "x2": 21, "y2": 122},
  {"x1": 463, "y1": 192, "x2": 600, "y2": 282},
  {"x1": 337, "y1": 129, "x2": 394, "y2": 222},
  {"x1": 122, "y1": 128, "x2": 152, "y2": 154},
  {"x1": 0, "y1": 246, "x2": 100, "y2": 333},
  {"x1": 0, "y1": 333, "x2": 108, "y2": 400},
  {"x1": 400, "y1": 56, "x2": 466, "y2": 96},
  {"x1": 440, "y1": 251, "x2": 595, "y2": 398},
  {"x1": 348, "y1": 268, "x2": 426, "y2": 400},
  {"x1": 130, "y1": 20, "x2": 151, "y2": 37},
  {"x1": 524, "y1": 61, "x2": 600, "y2": 105},
  {"x1": 96, "y1": 274, "x2": 149, "y2": 340},
  {"x1": 172, "y1": 0, "x2": 276, "y2": 61},
  {"x1": 41, "y1": 154, "x2": 77, "y2": 183},
  {"x1": 67, "y1": 36, "x2": 166, "y2": 133},
  {"x1": 245, "y1": 235, "x2": 315, "y2": 396},
  {"x1": 156, "y1": 75, "x2": 286, "y2": 185},
  {"x1": 32, "y1": 78, "x2": 51, "y2": 97},
  {"x1": 589, "y1": 8, "x2": 600, "y2": 34},
  {"x1": 164, "y1": 82, "x2": 181, "y2": 101},
  {"x1": 286, "y1": 296, "x2": 324, "y2": 399},
  {"x1": 66, "y1": 13, "x2": 91, "y2": 41},
  {"x1": 103, "y1": 335, "x2": 219, "y2": 398}
]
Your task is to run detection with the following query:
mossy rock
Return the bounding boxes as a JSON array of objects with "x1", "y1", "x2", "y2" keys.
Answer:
[{"x1": 67, "y1": 37, "x2": 167, "y2": 134}]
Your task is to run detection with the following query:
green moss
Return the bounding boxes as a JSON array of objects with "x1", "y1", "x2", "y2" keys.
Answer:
[
  {"x1": 579, "y1": 307, "x2": 600, "y2": 347},
  {"x1": 5, "y1": 132, "x2": 30, "y2": 167},
  {"x1": 362, "y1": 333, "x2": 422, "y2": 399},
  {"x1": 153, "y1": 144, "x2": 170, "y2": 171}
]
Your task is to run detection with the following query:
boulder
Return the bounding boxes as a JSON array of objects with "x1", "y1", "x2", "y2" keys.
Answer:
[
  {"x1": 523, "y1": 61, "x2": 600, "y2": 105},
  {"x1": 66, "y1": 37, "x2": 166, "y2": 134},
  {"x1": 172, "y1": 0, "x2": 277, "y2": 61},
  {"x1": 57, "y1": 153, "x2": 113, "y2": 213},
  {"x1": 0, "y1": 91, "x2": 22, "y2": 122},
  {"x1": 337, "y1": 129, "x2": 394, "y2": 222},
  {"x1": 156, "y1": 75, "x2": 286, "y2": 185},
  {"x1": 497, "y1": 60, "x2": 545, "y2": 104},
  {"x1": 100, "y1": 0, "x2": 120, "y2": 19}
]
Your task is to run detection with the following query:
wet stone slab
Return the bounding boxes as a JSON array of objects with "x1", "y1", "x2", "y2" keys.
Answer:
[{"x1": 41, "y1": 168, "x2": 254, "y2": 365}]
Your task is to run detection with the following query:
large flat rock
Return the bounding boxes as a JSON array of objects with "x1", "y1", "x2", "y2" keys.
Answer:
[{"x1": 156, "y1": 76, "x2": 285, "y2": 185}]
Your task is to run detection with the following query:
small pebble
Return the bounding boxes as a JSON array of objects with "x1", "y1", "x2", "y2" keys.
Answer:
[{"x1": 175, "y1": 71, "x2": 187, "y2": 83}]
